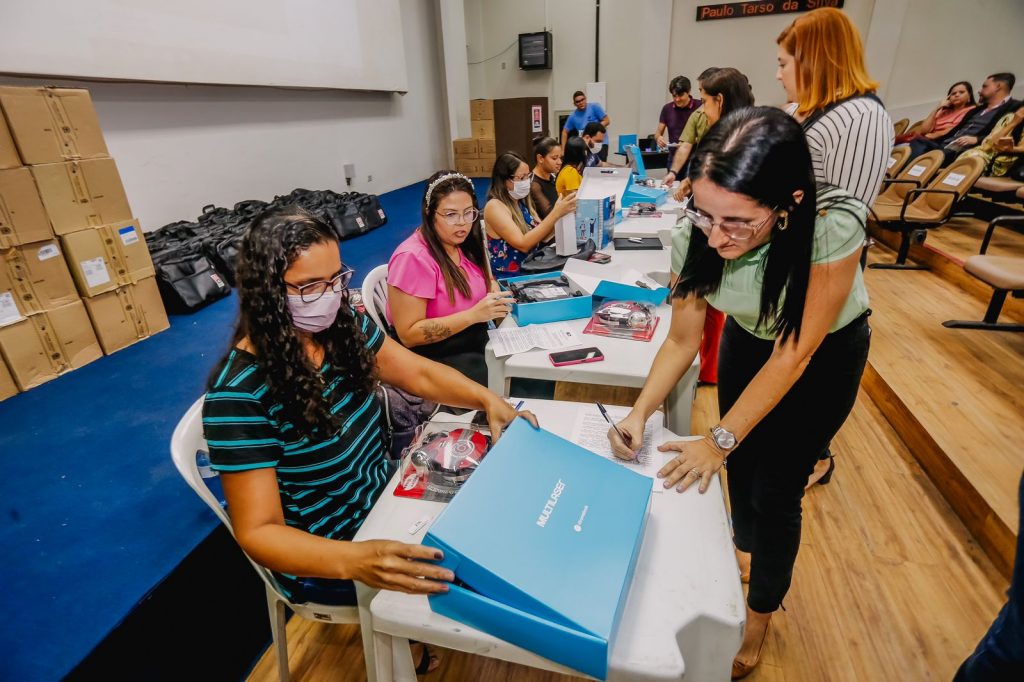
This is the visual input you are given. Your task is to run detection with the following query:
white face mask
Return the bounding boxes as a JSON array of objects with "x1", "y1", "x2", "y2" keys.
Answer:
[
  {"x1": 510, "y1": 179, "x2": 531, "y2": 200},
  {"x1": 287, "y1": 291, "x2": 342, "y2": 333},
  {"x1": 589, "y1": 141, "x2": 604, "y2": 154}
]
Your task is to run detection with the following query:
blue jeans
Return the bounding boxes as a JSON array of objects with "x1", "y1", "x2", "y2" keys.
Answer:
[{"x1": 954, "y1": 472, "x2": 1024, "y2": 680}]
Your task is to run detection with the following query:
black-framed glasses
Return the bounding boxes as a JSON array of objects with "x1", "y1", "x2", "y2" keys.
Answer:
[
  {"x1": 288, "y1": 267, "x2": 354, "y2": 303},
  {"x1": 438, "y1": 208, "x2": 480, "y2": 226},
  {"x1": 682, "y1": 197, "x2": 777, "y2": 242}
]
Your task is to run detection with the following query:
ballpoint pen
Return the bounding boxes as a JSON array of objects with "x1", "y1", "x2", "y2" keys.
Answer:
[{"x1": 595, "y1": 401, "x2": 629, "y2": 446}]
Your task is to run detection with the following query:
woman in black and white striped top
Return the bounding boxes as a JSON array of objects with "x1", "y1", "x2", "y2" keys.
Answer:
[{"x1": 777, "y1": 8, "x2": 893, "y2": 207}]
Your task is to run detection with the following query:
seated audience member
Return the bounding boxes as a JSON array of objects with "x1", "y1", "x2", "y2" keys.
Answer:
[
  {"x1": 664, "y1": 67, "x2": 721, "y2": 187},
  {"x1": 961, "y1": 105, "x2": 1024, "y2": 176},
  {"x1": 556, "y1": 137, "x2": 588, "y2": 197},
  {"x1": 895, "y1": 81, "x2": 976, "y2": 144},
  {"x1": 656, "y1": 75, "x2": 702, "y2": 171},
  {"x1": 387, "y1": 172, "x2": 514, "y2": 386},
  {"x1": 484, "y1": 152, "x2": 576, "y2": 278},
  {"x1": 530, "y1": 137, "x2": 562, "y2": 219},
  {"x1": 581, "y1": 122, "x2": 614, "y2": 168},
  {"x1": 202, "y1": 207, "x2": 535, "y2": 671},
  {"x1": 561, "y1": 90, "x2": 610, "y2": 149},
  {"x1": 908, "y1": 72, "x2": 1019, "y2": 165}
]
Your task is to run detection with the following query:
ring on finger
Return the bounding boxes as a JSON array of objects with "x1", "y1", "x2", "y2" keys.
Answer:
[{"x1": 689, "y1": 467, "x2": 701, "y2": 478}]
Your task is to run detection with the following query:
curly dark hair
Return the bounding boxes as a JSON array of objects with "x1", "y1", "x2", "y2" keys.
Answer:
[{"x1": 213, "y1": 206, "x2": 378, "y2": 438}]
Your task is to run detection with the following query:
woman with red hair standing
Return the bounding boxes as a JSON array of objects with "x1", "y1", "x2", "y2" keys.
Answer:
[{"x1": 776, "y1": 7, "x2": 892, "y2": 488}]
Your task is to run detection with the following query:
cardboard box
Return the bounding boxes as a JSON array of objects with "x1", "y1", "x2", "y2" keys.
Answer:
[
  {"x1": 0, "y1": 240, "x2": 79, "y2": 317},
  {"x1": 453, "y1": 138, "x2": 479, "y2": 157},
  {"x1": 0, "y1": 355, "x2": 17, "y2": 401},
  {"x1": 472, "y1": 120, "x2": 496, "y2": 140},
  {"x1": 470, "y1": 99, "x2": 494, "y2": 121},
  {"x1": 0, "y1": 166, "x2": 54, "y2": 247},
  {"x1": 0, "y1": 114, "x2": 19, "y2": 169},
  {"x1": 476, "y1": 154, "x2": 496, "y2": 174},
  {"x1": 60, "y1": 220, "x2": 154, "y2": 297},
  {"x1": 31, "y1": 159, "x2": 132, "y2": 236},
  {"x1": 454, "y1": 158, "x2": 479, "y2": 176},
  {"x1": 83, "y1": 276, "x2": 169, "y2": 355},
  {"x1": 477, "y1": 138, "x2": 496, "y2": 155},
  {"x1": 0, "y1": 86, "x2": 109, "y2": 165},
  {"x1": 0, "y1": 299, "x2": 101, "y2": 390},
  {"x1": 424, "y1": 419, "x2": 651, "y2": 680}
]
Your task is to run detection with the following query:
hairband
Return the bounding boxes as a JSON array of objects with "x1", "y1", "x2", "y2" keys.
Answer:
[{"x1": 424, "y1": 172, "x2": 473, "y2": 205}]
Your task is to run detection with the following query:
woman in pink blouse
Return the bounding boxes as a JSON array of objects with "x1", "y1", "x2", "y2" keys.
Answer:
[
  {"x1": 387, "y1": 171, "x2": 514, "y2": 385},
  {"x1": 896, "y1": 81, "x2": 976, "y2": 143}
]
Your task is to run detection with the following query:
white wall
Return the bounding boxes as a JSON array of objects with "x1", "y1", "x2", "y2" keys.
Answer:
[
  {"x1": 465, "y1": 0, "x2": 672, "y2": 148},
  {"x1": 0, "y1": 0, "x2": 449, "y2": 232},
  {"x1": 876, "y1": 0, "x2": 1024, "y2": 123},
  {"x1": 466, "y1": 0, "x2": 1024, "y2": 145}
]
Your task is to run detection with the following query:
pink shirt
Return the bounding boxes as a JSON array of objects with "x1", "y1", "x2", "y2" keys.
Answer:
[{"x1": 386, "y1": 231, "x2": 488, "y2": 322}]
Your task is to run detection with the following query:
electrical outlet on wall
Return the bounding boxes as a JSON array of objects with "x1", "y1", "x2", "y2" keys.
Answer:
[
  {"x1": 343, "y1": 162, "x2": 356, "y2": 187},
  {"x1": 501, "y1": 62, "x2": 506, "y2": 70},
  {"x1": 367, "y1": 175, "x2": 373, "y2": 183}
]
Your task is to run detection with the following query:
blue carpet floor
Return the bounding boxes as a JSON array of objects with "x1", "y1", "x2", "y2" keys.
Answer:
[{"x1": 0, "y1": 178, "x2": 480, "y2": 681}]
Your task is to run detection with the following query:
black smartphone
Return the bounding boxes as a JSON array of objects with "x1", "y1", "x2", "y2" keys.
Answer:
[{"x1": 549, "y1": 347, "x2": 605, "y2": 367}]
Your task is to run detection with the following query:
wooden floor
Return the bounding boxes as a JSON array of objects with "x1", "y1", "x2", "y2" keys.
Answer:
[
  {"x1": 248, "y1": 385, "x2": 1009, "y2": 682},
  {"x1": 862, "y1": 246, "x2": 1024, "y2": 577}
]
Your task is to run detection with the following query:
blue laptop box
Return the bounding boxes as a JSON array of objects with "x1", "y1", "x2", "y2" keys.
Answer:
[{"x1": 423, "y1": 419, "x2": 652, "y2": 680}]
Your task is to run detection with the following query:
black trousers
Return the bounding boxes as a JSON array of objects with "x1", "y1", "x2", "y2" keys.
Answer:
[
  {"x1": 906, "y1": 137, "x2": 960, "y2": 166},
  {"x1": 718, "y1": 314, "x2": 870, "y2": 613}
]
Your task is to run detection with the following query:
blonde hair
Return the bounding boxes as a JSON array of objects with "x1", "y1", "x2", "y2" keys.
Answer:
[{"x1": 777, "y1": 8, "x2": 878, "y2": 117}]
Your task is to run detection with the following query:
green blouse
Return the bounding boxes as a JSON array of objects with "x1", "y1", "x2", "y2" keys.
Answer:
[{"x1": 671, "y1": 186, "x2": 869, "y2": 340}]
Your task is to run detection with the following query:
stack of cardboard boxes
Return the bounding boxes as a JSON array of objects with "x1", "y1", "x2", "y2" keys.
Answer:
[
  {"x1": 452, "y1": 99, "x2": 497, "y2": 178},
  {"x1": 0, "y1": 86, "x2": 168, "y2": 400}
]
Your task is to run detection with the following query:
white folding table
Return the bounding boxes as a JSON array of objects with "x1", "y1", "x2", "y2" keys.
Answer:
[
  {"x1": 484, "y1": 242, "x2": 698, "y2": 435},
  {"x1": 354, "y1": 400, "x2": 744, "y2": 681}
]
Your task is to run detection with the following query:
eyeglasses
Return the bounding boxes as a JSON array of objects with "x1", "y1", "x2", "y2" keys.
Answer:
[
  {"x1": 287, "y1": 266, "x2": 354, "y2": 303},
  {"x1": 438, "y1": 208, "x2": 480, "y2": 226},
  {"x1": 511, "y1": 172, "x2": 534, "y2": 182},
  {"x1": 682, "y1": 197, "x2": 777, "y2": 241}
]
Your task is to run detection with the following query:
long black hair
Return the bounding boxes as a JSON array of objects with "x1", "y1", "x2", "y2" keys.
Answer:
[
  {"x1": 701, "y1": 67, "x2": 755, "y2": 120},
  {"x1": 421, "y1": 171, "x2": 490, "y2": 304},
  {"x1": 561, "y1": 136, "x2": 588, "y2": 172},
  {"x1": 487, "y1": 151, "x2": 536, "y2": 234},
  {"x1": 674, "y1": 106, "x2": 865, "y2": 343},
  {"x1": 213, "y1": 206, "x2": 377, "y2": 438}
]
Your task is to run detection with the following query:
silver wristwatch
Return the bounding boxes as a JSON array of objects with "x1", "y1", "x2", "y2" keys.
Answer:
[{"x1": 710, "y1": 425, "x2": 738, "y2": 453}]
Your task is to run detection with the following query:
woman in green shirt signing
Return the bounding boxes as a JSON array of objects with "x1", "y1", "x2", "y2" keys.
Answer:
[{"x1": 608, "y1": 107, "x2": 870, "y2": 679}]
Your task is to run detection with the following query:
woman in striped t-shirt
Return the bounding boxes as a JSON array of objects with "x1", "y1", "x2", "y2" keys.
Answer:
[
  {"x1": 776, "y1": 8, "x2": 894, "y2": 207},
  {"x1": 776, "y1": 7, "x2": 892, "y2": 488},
  {"x1": 202, "y1": 207, "x2": 535, "y2": 628}
]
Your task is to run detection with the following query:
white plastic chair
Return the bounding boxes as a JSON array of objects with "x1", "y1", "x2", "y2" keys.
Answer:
[
  {"x1": 170, "y1": 397, "x2": 372, "y2": 682},
  {"x1": 361, "y1": 264, "x2": 392, "y2": 335}
]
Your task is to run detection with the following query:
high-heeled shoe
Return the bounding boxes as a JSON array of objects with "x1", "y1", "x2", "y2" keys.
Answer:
[
  {"x1": 731, "y1": 618, "x2": 771, "y2": 679},
  {"x1": 818, "y1": 454, "x2": 836, "y2": 485}
]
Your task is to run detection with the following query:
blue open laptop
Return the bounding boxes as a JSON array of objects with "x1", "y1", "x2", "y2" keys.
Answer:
[{"x1": 423, "y1": 418, "x2": 652, "y2": 680}]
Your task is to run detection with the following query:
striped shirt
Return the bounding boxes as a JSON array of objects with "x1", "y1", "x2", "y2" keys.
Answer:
[
  {"x1": 202, "y1": 311, "x2": 387, "y2": 599},
  {"x1": 792, "y1": 98, "x2": 894, "y2": 206}
]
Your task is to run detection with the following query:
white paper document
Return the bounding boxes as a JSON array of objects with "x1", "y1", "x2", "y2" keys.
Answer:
[
  {"x1": 487, "y1": 322, "x2": 581, "y2": 358},
  {"x1": 569, "y1": 404, "x2": 668, "y2": 490}
]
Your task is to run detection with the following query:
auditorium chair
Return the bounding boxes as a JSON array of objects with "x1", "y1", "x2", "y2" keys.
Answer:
[
  {"x1": 886, "y1": 145, "x2": 913, "y2": 178},
  {"x1": 892, "y1": 118, "x2": 910, "y2": 137},
  {"x1": 873, "y1": 150, "x2": 945, "y2": 213},
  {"x1": 943, "y1": 215, "x2": 1024, "y2": 331},
  {"x1": 870, "y1": 155, "x2": 987, "y2": 270}
]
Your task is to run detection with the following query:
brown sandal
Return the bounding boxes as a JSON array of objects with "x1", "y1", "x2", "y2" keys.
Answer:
[{"x1": 731, "y1": 619, "x2": 770, "y2": 679}]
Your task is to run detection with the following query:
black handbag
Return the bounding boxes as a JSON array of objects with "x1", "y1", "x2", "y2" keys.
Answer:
[
  {"x1": 519, "y1": 239, "x2": 597, "y2": 273},
  {"x1": 154, "y1": 249, "x2": 231, "y2": 313}
]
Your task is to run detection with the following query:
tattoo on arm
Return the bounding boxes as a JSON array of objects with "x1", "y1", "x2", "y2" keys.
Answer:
[{"x1": 422, "y1": 321, "x2": 453, "y2": 343}]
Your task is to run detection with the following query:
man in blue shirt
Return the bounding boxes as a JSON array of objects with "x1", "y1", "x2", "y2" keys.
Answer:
[{"x1": 561, "y1": 90, "x2": 610, "y2": 152}]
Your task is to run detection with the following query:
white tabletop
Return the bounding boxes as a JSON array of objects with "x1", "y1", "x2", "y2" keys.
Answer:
[
  {"x1": 355, "y1": 400, "x2": 744, "y2": 681},
  {"x1": 613, "y1": 213, "x2": 677, "y2": 246}
]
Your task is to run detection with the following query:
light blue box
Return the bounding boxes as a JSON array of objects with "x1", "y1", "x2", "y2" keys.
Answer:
[
  {"x1": 592, "y1": 280, "x2": 671, "y2": 308},
  {"x1": 423, "y1": 419, "x2": 651, "y2": 680},
  {"x1": 576, "y1": 195, "x2": 616, "y2": 249},
  {"x1": 499, "y1": 272, "x2": 592, "y2": 325}
]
